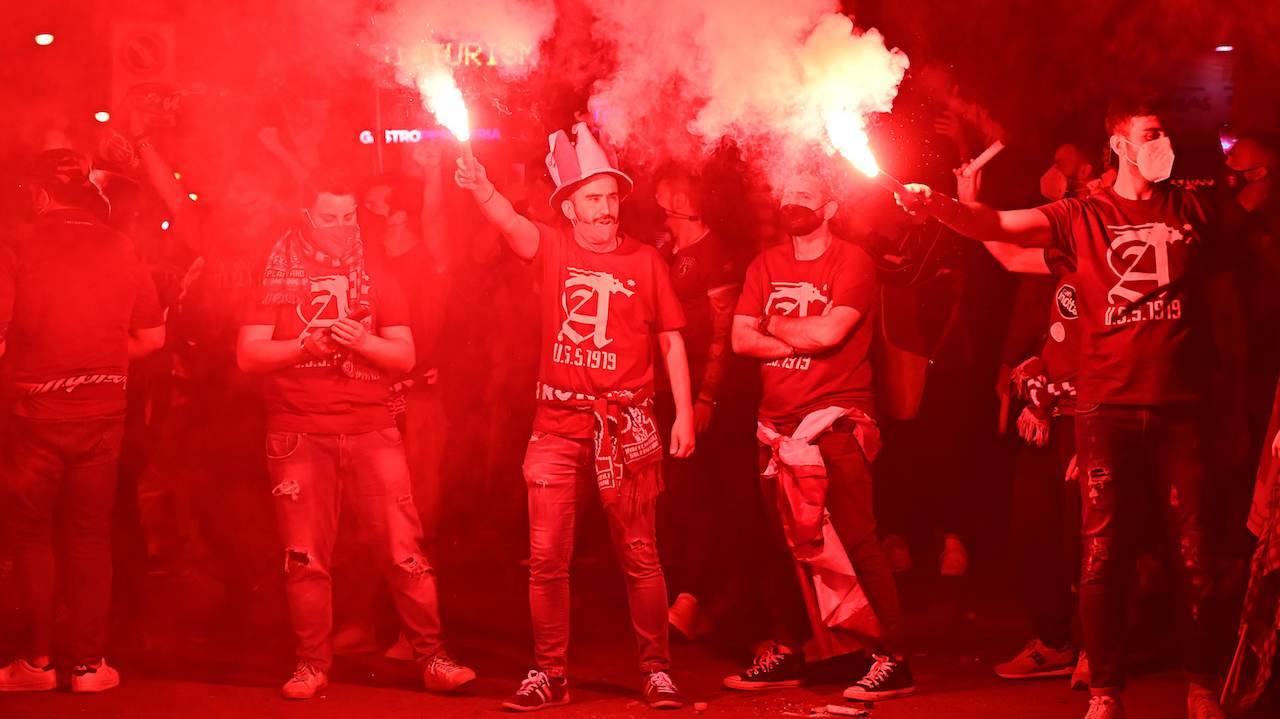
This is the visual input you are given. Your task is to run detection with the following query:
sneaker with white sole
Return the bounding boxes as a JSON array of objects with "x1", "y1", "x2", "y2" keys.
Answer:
[
  {"x1": 643, "y1": 671, "x2": 684, "y2": 709},
  {"x1": 70, "y1": 659, "x2": 120, "y2": 693},
  {"x1": 422, "y1": 652, "x2": 476, "y2": 692},
  {"x1": 0, "y1": 659, "x2": 57, "y2": 692},
  {"x1": 502, "y1": 670, "x2": 569, "y2": 712},
  {"x1": 281, "y1": 662, "x2": 327, "y2": 700},
  {"x1": 723, "y1": 644, "x2": 804, "y2": 690},
  {"x1": 995, "y1": 639, "x2": 1075, "y2": 679},
  {"x1": 1082, "y1": 694, "x2": 1123, "y2": 719},
  {"x1": 842, "y1": 654, "x2": 915, "y2": 701}
]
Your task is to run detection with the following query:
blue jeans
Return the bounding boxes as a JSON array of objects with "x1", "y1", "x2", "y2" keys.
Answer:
[
  {"x1": 4, "y1": 415, "x2": 124, "y2": 665},
  {"x1": 266, "y1": 428, "x2": 443, "y2": 672},
  {"x1": 1075, "y1": 405, "x2": 1216, "y2": 692},
  {"x1": 523, "y1": 431, "x2": 670, "y2": 676}
]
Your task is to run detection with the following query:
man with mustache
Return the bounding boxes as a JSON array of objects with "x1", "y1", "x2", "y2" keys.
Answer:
[{"x1": 456, "y1": 123, "x2": 694, "y2": 712}]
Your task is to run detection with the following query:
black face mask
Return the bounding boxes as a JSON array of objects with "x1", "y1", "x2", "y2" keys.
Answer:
[
  {"x1": 779, "y1": 204, "x2": 824, "y2": 237},
  {"x1": 358, "y1": 207, "x2": 389, "y2": 247},
  {"x1": 1223, "y1": 166, "x2": 1259, "y2": 192}
]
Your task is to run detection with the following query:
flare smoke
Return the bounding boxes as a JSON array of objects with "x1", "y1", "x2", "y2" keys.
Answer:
[{"x1": 588, "y1": 1, "x2": 909, "y2": 185}]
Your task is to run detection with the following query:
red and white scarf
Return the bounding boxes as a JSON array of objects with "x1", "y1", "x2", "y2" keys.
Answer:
[{"x1": 260, "y1": 228, "x2": 378, "y2": 380}]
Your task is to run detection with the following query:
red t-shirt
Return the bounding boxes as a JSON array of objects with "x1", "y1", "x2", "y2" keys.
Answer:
[
  {"x1": 245, "y1": 255, "x2": 410, "y2": 433},
  {"x1": 533, "y1": 223, "x2": 686, "y2": 437},
  {"x1": 736, "y1": 238, "x2": 878, "y2": 423},
  {"x1": 371, "y1": 242, "x2": 447, "y2": 377},
  {"x1": 0, "y1": 210, "x2": 164, "y2": 420},
  {"x1": 665, "y1": 231, "x2": 739, "y2": 392},
  {"x1": 1037, "y1": 187, "x2": 1215, "y2": 406}
]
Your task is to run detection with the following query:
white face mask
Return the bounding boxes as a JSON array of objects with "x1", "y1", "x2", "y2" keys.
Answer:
[
  {"x1": 1040, "y1": 166, "x2": 1069, "y2": 201},
  {"x1": 1118, "y1": 136, "x2": 1175, "y2": 183}
]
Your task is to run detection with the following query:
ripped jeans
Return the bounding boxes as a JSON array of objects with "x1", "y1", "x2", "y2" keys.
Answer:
[
  {"x1": 1075, "y1": 405, "x2": 1216, "y2": 692},
  {"x1": 267, "y1": 428, "x2": 443, "y2": 673},
  {"x1": 523, "y1": 431, "x2": 670, "y2": 676}
]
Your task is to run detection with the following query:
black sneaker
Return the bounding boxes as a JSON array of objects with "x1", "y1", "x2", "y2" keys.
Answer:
[
  {"x1": 723, "y1": 644, "x2": 804, "y2": 690},
  {"x1": 642, "y1": 671, "x2": 684, "y2": 709},
  {"x1": 842, "y1": 654, "x2": 915, "y2": 701},
  {"x1": 502, "y1": 670, "x2": 569, "y2": 712}
]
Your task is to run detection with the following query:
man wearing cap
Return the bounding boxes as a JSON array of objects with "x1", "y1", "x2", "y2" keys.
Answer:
[
  {"x1": 0, "y1": 149, "x2": 165, "y2": 693},
  {"x1": 455, "y1": 123, "x2": 694, "y2": 712}
]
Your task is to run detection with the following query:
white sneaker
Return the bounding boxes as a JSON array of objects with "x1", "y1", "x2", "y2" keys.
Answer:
[
  {"x1": 281, "y1": 662, "x2": 327, "y2": 700},
  {"x1": 668, "y1": 593, "x2": 699, "y2": 639},
  {"x1": 422, "y1": 652, "x2": 476, "y2": 693},
  {"x1": 0, "y1": 659, "x2": 56, "y2": 692},
  {"x1": 994, "y1": 639, "x2": 1075, "y2": 679},
  {"x1": 70, "y1": 659, "x2": 120, "y2": 693},
  {"x1": 940, "y1": 534, "x2": 968, "y2": 577}
]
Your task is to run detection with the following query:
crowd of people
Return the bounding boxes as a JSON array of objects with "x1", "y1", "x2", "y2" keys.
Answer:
[{"x1": 1, "y1": 85, "x2": 1278, "y2": 719}]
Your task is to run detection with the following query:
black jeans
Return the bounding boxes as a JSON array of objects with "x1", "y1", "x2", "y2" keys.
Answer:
[
  {"x1": 1075, "y1": 404, "x2": 1216, "y2": 692},
  {"x1": 1010, "y1": 415, "x2": 1078, "y2": 650},
  {"x1": 4, "y1": 415, "x2": 125, "y2": 665},
  {"x1": 756, "y1": 425, "x2": 906, "y2": 656}
]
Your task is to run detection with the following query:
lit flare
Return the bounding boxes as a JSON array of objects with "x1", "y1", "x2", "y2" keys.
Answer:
[
  {"x1": 418, "y1": 69, "x2": 472, "y2": 162},
  {"x1": 824, "y1": 109, "x2": 906, "y2": 195}
]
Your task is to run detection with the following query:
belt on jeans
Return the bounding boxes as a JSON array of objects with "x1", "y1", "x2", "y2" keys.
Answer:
[{"x1": 14, "y1": 373, "x2": 129, "y2": 396}]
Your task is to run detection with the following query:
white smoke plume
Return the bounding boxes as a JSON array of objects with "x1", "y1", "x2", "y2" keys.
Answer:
[{"x1": 588, "y1": 1, "x2": 908, "y2": 185}]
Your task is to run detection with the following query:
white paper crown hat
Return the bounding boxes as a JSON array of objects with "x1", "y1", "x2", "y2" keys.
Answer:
[{"x1": 545, "y1": 122, "x2": 634, "y2": 207}]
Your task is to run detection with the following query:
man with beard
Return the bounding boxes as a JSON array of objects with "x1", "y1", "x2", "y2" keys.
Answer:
[
  {"x1": 236, "y1": 174, "x2": 473, "y2": 700},
  {"x1": 727, "y1": 168, "x2": 915, "y2": 702},
  {"x1": 455, "y1": 123, "x2": 694, "y2": 712},
  {"x1": 896, "y1": 96, "x2": 1228, "y2": 719}
]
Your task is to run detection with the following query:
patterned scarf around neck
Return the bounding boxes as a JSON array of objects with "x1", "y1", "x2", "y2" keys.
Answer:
[{"x1": 260, "y1": 227, "x2": 380, "y2": 381}]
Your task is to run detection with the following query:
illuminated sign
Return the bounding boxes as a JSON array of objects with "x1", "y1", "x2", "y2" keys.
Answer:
[
  {"x1": 393, "y1": 42, "x2": 535, "y2": 70},
  {"x1": 358, "y1": 128, "x2": 502, "y2": 145}
]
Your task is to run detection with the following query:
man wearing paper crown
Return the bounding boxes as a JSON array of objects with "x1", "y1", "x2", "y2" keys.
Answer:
[{"x1": 456, "y1": 122, "x2": 694, "y2": 711}]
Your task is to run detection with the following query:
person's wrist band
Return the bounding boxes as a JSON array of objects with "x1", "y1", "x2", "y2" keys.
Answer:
[{"x1": 479, "y1": 185, "x2": 497, "y2": 205}]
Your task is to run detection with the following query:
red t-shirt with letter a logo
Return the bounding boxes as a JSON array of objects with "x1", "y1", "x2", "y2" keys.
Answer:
[
  {"x1": 1037, "y1": 187, "x2": 1215, "y2": 406},
  {"x1": 533, "y1": 223, "x2": 686, "y2": 438},
  {"x1": 736, "y1": 239, "x2": 878, "y2": 424},
  {"x1": 246, "y1": 256, "x2": 410, "y2": 433}
]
